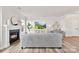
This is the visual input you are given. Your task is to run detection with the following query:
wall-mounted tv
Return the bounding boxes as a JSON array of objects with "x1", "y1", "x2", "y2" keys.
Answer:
[{"x1": 34, "y1": 21, "x2": 46, "y2": 29}]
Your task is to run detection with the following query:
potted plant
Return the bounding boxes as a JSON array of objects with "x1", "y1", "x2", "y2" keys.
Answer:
[{"x1": 27, "y1": 22, "x2": 32, "y2": 31}]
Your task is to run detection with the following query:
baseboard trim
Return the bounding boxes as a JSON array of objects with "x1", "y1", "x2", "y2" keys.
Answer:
[{"x1": 65, "y1": 36, "x2": 79, "y2": 38}]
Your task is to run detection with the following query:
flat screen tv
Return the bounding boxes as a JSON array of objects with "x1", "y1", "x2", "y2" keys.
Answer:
[{"x1": 34, "y1": 21, "x2": 46, "y2": 29}]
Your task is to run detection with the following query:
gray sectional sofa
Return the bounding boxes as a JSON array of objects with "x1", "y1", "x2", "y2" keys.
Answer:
[{"x1": 20, "y1": 31, "x2": 64, "y2": 49}]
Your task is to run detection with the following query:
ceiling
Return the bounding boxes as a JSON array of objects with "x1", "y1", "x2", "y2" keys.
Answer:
[
  {"x1": 4, "y1": 6, "x2": 79, "y2": 17},
  {"x1": 16, "y1": 6, "x2": 79, "y2": 17}
]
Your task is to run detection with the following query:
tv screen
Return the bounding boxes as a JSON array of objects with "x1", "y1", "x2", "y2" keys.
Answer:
[{"x1": 34, "y1": 21, "x2": 46, "y2": 29}]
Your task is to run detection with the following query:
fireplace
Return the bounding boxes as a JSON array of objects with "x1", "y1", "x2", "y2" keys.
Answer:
[{"x1": 9, "y1": 29, "x2": 20, "y2": 44}]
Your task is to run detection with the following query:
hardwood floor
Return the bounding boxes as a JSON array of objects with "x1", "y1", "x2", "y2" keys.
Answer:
[{"x1": 0, "y1": 36, "x2": 79, "y2": 53}]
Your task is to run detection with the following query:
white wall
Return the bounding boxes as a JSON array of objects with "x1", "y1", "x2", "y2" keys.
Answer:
[
  {"x1": 2, "y1": 7, "x2": 22, "y2": 25},
  {"x1": 0, "y1": 7, "x2": 2, "y2": 49},
  {"x1": 64, "y1": 14, "x2": 79, "y2": 36}
]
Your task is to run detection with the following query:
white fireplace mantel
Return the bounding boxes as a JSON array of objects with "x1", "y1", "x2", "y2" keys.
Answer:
[{"x1": 3, "y1": 25, "x2": 21, "y2": 48}]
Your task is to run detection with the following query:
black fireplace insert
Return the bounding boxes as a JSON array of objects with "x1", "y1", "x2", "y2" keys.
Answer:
[{"x1": 9, "y1": 29, "x2": 20, "y2": 44}]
